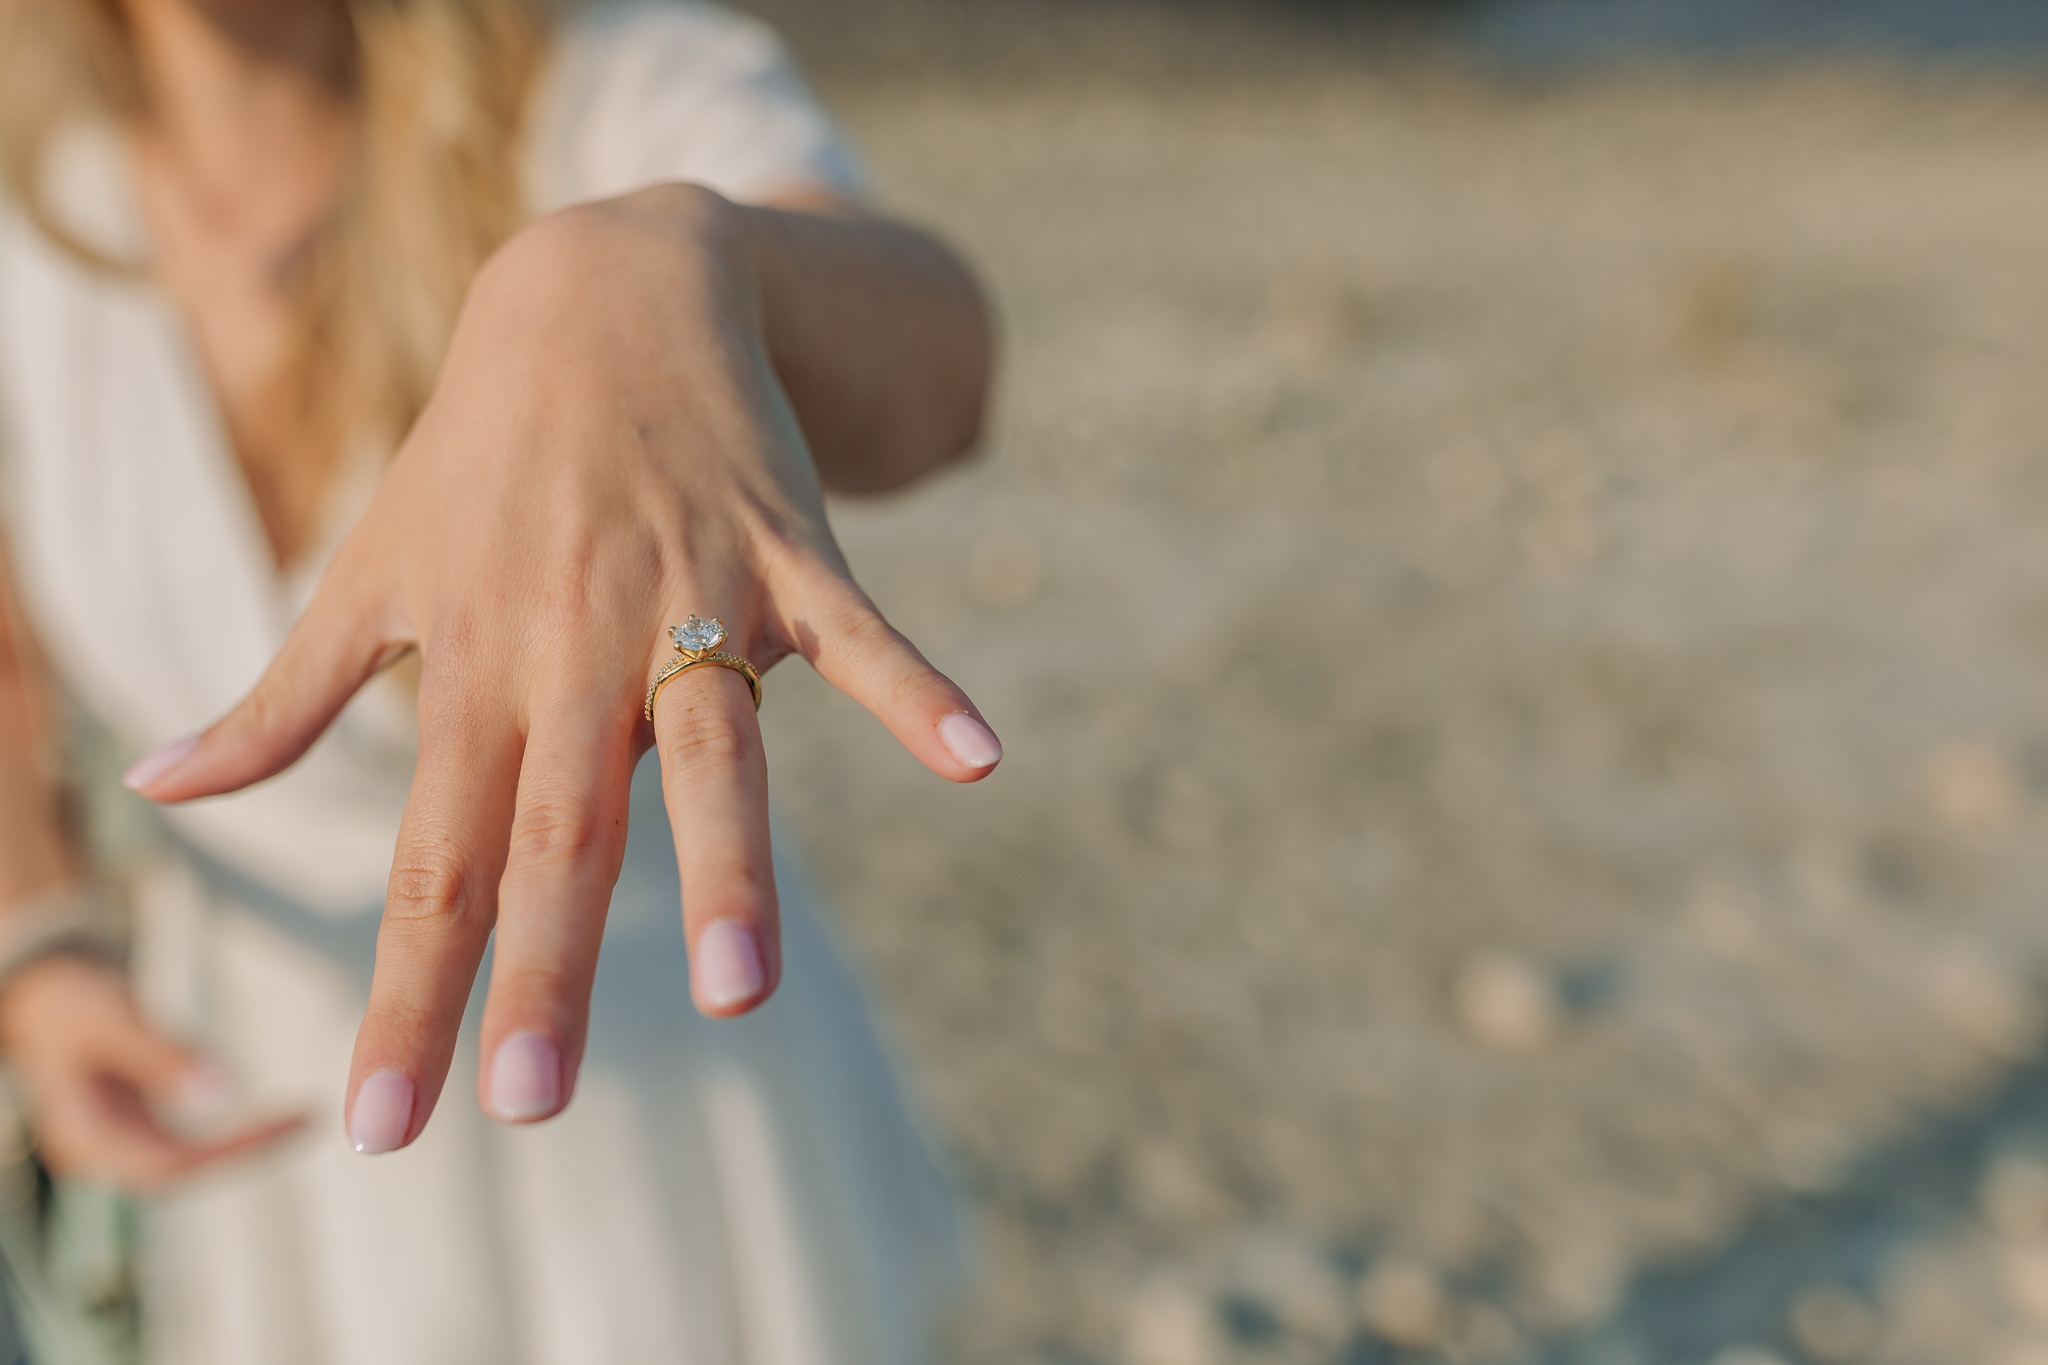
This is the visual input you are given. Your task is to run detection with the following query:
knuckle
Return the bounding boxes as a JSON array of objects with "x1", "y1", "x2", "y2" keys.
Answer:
[
  {"x1": 506, "y1": 793, "x2": 611, "y2": 868},
  {"x1": 504, "y1": 202, "x2": 610, "y2": 266},
  {"x1": 819, "y1": 583, "x2": 884, "y2": 640},
  {"x1": 824, "y1": 600, "x2": 908, "y2": 679},
  {"x1": 422, "y1": 610, "x2": 488, "y2": 685},
  {"x1": 835, "y1": 606, "x2": 894, "y2": 657},
  {"x1": 384, "y1": 847, "x2": 476, "y2": 925},
  {"x1": 234, "y1": 677, "x2": 291, "y2": 743}
]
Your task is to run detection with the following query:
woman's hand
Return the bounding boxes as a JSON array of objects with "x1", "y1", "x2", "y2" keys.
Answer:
[
  {"x1": 121, "y1": 185, "x2": 1002, "y2": 1153},
  {"x1": 0, "y1": 957, "x2": 304, "y2": 1188}
]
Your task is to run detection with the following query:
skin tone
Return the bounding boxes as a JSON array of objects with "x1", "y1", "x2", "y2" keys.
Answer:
[
  {"x1": 0, "y1": 0, "x2": 998, "y2": 1181},
  {"x1": 129, "y1": 0, "x2": 358, "y2": 557}
]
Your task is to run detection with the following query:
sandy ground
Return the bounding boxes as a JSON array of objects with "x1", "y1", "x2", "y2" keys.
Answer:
[{"x1": 748, "y1": 22, "x2": 2048, "y2": 1365}]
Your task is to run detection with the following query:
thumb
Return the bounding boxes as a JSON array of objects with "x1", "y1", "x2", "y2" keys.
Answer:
[{"x1": 123, "y1": 567, "x2": 404, "y2": 804}]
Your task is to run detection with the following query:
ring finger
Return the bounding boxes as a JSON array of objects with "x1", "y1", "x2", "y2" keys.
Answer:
[{"x1": 649, "y1": 634, "x2": 778, "y2": 1017}]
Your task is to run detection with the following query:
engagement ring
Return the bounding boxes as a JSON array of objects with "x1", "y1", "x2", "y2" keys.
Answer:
[{"x1": 645, "y1": 616, "x2": 762, "y2": 719}]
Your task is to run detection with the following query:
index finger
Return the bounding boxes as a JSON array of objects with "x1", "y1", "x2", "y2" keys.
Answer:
[{"x1": 345, "y1": 680, "x2": 522, "y2": 1154}]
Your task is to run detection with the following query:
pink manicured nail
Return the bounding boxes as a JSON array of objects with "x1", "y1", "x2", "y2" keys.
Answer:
[
  {"x1": 487, "y1": 1032, "x2": 561, "y2": 1122},
  {"x1": 349, "y1": 1070, "x2": 414, "y2": 1155},
  {"x1": 695, "y1": 920, "x2": 765, "y2": 1012},
  {"x1": 939, "y1": 712, "x2": 1003, "y2": 769},
  {"x1": 122, "y1": 734, "x2": 197, "y2": 791}
]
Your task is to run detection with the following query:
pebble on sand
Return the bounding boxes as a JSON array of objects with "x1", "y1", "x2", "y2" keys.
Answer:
[
  {"x1": 2000, "y1": 1243, "x2": 2048, "y2": 1325},
  {"x1": 1359, "y1": 1257, "x2": 1450, "y2": 1349},
  {"x1": 1928, "y1": 950, "x2": 2044, "y2": 1060},
  {"x1": 1226, "y1": 1231, "x2": 1350, "y2": 1343},
  {"x1": 1923, "y1": 740, "x2": 2023, "y2": 837},
  {"x1": 1125, "y1": 1275, "x2": 1221, "y2": 1365},
  {"x1": 1452, "y1": 953, "x2": 1561, "y2": 1053}
]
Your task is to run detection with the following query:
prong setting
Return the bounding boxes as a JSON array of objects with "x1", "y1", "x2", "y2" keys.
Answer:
[{"x1": 670, "y1": 616, "x2": 727, "y2": 658}]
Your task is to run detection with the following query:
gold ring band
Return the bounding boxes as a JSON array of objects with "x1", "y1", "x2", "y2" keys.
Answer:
[
  {"x1": 645, "y1": 651, "x2": 762, "y2": 720},
  {"x1": 645, "y1": 617, "x2": 762, "y2": 721}
]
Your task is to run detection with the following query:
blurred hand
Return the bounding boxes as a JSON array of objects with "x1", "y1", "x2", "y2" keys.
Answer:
[
  {"x1": 0, "y1": 956, "x2": 304, "y2": 1189},
  {"x1": 121, "y1": 184, "x2": 1002, "y2": 1153}
]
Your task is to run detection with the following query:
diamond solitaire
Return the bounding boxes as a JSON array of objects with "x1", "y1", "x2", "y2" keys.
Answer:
[
  {"x1": 670, "y1": 616, "x2": 727, "y2": 655},
  {"x1": 647, "y1": 615, "x2": 762, "y2": 719}
]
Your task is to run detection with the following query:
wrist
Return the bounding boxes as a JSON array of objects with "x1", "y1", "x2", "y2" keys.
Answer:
[
  {"x1": 0, "y1": 887, "x2": 125, "y2": 995},
  {"x1": 475, "y1": 182, "x2": 765, "y2": 344},
  {"x1": 0, "y1": 892, "x2": 127, "y2": 1060}
]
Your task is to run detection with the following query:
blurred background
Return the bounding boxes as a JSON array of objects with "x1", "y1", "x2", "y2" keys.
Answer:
[{"x1": 740, "y1": 3, "x2": 2048, "y2": 1363}]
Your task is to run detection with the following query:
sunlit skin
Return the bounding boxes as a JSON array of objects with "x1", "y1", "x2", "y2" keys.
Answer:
[{"x1": 0, "y1": 0, "x2": 998, "y2": 1185}]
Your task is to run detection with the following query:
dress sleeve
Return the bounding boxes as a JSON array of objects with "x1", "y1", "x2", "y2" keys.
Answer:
[{"x1": 526, "y1": 1, "x2": 866, "y2": 214}]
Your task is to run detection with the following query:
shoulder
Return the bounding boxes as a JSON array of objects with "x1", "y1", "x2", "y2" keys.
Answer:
[{"x1": 526, "y1": 1, "x2": 864, "y2": 212}]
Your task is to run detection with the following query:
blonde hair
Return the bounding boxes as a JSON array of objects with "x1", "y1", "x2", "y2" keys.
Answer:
[{"x1": 0, "y1": 0, "x2": 546, "y2": 476}]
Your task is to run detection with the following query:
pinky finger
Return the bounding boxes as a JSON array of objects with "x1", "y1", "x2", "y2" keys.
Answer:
[{"x1": 786, "y1": 577, "x2": 1002, "y2": 783}]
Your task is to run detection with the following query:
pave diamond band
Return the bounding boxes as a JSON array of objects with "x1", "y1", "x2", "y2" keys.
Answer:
[{"x1": 646, "y1": 619, "x2": 762, "y2": 720}]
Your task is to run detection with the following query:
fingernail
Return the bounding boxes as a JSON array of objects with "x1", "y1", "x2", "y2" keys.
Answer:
[
  {"x1": 487, "y1": 1031, "x2": 561, "y2": 1122},
  {"x1": 349, "y1": 1069, "x2": 414, "y2": 1155},
  {"x1": 695, "y1": 920, "x2": 765, "y2": 1012},
  {"x1": 123, "y1": 734, "x2": 198, "y2": 791},
  {"x1": 939, "y1": 712, "x2": 1003, "y2": 769}
]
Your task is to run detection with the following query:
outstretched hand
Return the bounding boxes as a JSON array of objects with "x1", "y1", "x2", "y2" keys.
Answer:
[{"x1": 121, "y1": 186, "x2": 1001, "y2": 1153}]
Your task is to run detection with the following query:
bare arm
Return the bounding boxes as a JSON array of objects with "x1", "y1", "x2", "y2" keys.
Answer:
[{"x1": 741, "y1": 194, "x2": 995, "y2": 494}]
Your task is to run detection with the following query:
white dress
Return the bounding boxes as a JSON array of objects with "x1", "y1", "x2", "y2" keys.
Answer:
[{"x1": 0, "y1": 6, "x2": 963, "y2": 1364}]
